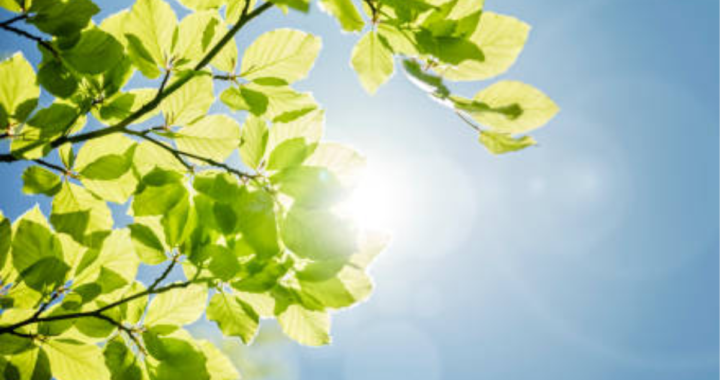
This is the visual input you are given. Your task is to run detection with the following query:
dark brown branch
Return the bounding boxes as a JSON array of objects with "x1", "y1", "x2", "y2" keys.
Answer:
[
  {"x1": 33, "y1": 159, "x2": 66, "y2": 173},
  {"x1": 0, "y1": 14, "x2": 28, "y2": 28},
  {"x1": 0, "y1": 278, "x2": 210, "y2": 335},
  {"x1": 128, "y1": 130, "x2": 256, "y2": 180},
  {"x1": 0, "y1": 23, "x2": 59, "y2": 58}
]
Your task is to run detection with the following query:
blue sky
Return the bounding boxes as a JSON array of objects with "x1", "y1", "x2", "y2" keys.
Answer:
[{"x1": 1, "y1": 1, "x2": 718, "y2": 379}]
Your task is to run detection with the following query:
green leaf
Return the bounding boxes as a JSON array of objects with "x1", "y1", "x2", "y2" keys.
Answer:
[
  {"x1": 162, "y1": 195, "x2": 195, "y2": 247},
  {"x1": 304, "y1": 142, "x2": 366, "y2": 187},
  {"x1": 62, "y1": 28, "x2": 125, "y2": 75},
  {"x1": 104, "y1": 337, "x2": 143, "y2": 380},
  {"x1": 75, "y1": 134, "x2": 139, "y2": 203},
  {"x1": 207, "y1": 245, "x2": 241, "y2": 280},
  {"x1": 377, "y1": 23, "x2": 420, "y2": 56},
  {"x1": 220, "y1": 86, "x2": 268, "y2": 115},
  {"x1": 94, "y1": 89, "x2": 158, "y2": 125},
  {"x1": 175, "y1": 115, "x2": 240, "y2": 163},
  {"x1": 78, "y1": 149, "x2": 135, "y2": 181},
  {"x1": 269, "y1": 0, "x2": 309, "y2": 12},
  {"x1": 132, "y1": 169, "x2": 188, "y2": 217},
  {"x1": 206, "y1": 292, "x2": 259, "y2": 344},
  {"x1": 351, "y1": 31, "x2": 395, "y2": 94},
  {"x1": 234, "y1": 188, "x2": 280, "y2": 258},
  {"x1": 51, "y1": 181, "x2": 112, "y2": 244},
  {"x1": 281, "y1": 206, "x2": 356, "y2": 260},
  {"x1": 468, "y1": 81, "x2": 559, "y2": 134},
  {"x1": 240, "y1": 29, "x2": 321, "y2": 83},
  {"x1": 271, "y1": 166, "x2": 345, "y2": 207},
  {"x1": 143, "y1": 330, "x2": 210, "y2": 380},
  {"x1": 129, "y1": 222, "x2": 167, "y2": 265},
  {"x1": 37, "y1": 57, "x2": 78, "y2": 99},
  {"x1": 239, "y1": 115, "x2": 268, "y2": 169},
  {"x1": 0, "y1": 211, "x2": 11, "y2": 276},
  {"x1": 0, "y1": 0, "x2": 23, "y2": 12},
  {"x1": 11, "y1": 206, "x2": 63, "y2": 275},
  {"x1": 439, "y1": 12, "x2": 530, "y2": 81},
  {"x1": 11, "y1": 103, "x2": 81, "y2": 159},
  {"x1": 401, "y1": 58, "x2": 450, "y2": 98},
  {"x1": 277, "y1": 304, "x2": 331, "y2": 346},
  {"x1": 123, "y1": 0, "x2": 178, "y2": 72},
  {"x1": 0, "y1": 334, "x2": 34, "y2": 355},
  {"x1": 176, "y1": 0, "x2": 225, "y2": 11},
  {"x1": 319, "y1": 0, "x2": 364, "y2": 32},
  {"x1": 29, "y1": 0, "x2": 100, "y2": 37},
  {"x1": 478, "y1": 130, "x2": 537, "y2": 154},
  {"x1": 173, "y1": 11, "x2": 220, "y2": 69},
  {"x1": 21, "y1": 166, "x2": 61, "y2": 196},
  {"x1": 268, "y1": 109, "x2": 324, "y2": 153},
  {"x1": 144, "y1": 284, "x2": 207, "y2": 330},
  {"x1": 162, "y1": 74, "x2": 214, "y2": 126},
  {"x1": 0, "y1": 53, "x2": 39, "y2": 124},
  {"x1": 44, "y1": 339, "x2": 111, "y2": 380},
  {"x1": 197, "y1": 340, "x2": 239, "y2": 380},
  {"x1": 266, "y1": 137, "x2": 314, "y2": 171}
]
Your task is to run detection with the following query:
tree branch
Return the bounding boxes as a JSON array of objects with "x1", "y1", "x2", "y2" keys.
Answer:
[
  {"x1": 0, "y1": 23, "x2": 59, "y2": 58},
  {"x1": 33, "y1": 159, "x2": 66, "y2": 174},
  {"x1": 127, "y1": 130, "x2": 257, "y2": 180},
  {"x1": 0, "y1": 14, "x2": 28, "y2": 28},
  {"x1": 0, "y1": 277, "x2": 210, "y2": 335},
  {"x1": 0, "y1": 1, "x2": 275, "y2": 163}
]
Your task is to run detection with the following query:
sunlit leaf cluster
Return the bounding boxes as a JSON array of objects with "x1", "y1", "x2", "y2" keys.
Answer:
[{"x1": 0, "y1": 0, "x2": 556, "y2": 379}]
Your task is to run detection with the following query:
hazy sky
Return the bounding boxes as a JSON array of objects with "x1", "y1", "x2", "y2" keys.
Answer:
[{"x1": 0, "y1": 1, "x2": 718, "y2": 379}]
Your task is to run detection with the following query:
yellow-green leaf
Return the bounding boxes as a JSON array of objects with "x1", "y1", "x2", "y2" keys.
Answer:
[
  {"x1": 351, "y1": 31, "x2": 395, "y2": 94},
  {"x1": 175, "y1": 115, "x2": 240, "y2": 164},
  {"x1": 277, "y1": 304, "x2": 331, "y2": 346},
  {"x1": 240, "y1": 28, "x2": 321, "y2": 83},
  {"x1": 478, "y1": 130, "x2": 537, "y2": 154},
  {"x1": 470, "y1": 80, "x2": 558, "y2": 134},
  {"x1": 440, "y1": 12, "x2": 530, "y2": 81}
]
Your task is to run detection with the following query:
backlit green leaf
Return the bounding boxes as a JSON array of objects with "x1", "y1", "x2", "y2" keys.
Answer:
[
  {"x1": 240, "y1": 29, "x2": 321, "y2": 83},
  {"x1": 62, "y1": 28, "x2": 124, "y2": 75},
  {"x1": 277, "y1": 304, "x2": 330, "y2": 346},
  {"x1": 351, "y1": 31, "x2": 394, "y2": 94},
  {"x1": 21, "y1": 166, "x2": 61, "y2": 196},
  {"x1": 320, "y1": 0, "x2": 364, "y2": 32},
  {"x1": 44, "y1": 339, "x2": 111, "y2": 380},
  {"x1": 240, "y1": 115, "x2": 268, "y2": 169},
  {"x1": 469, "y1": 80, "x2": 559, "y2": 134},
  {"x1": 206, "y1": 292, "x2": 259, "y2": 344},
  {"x1": 440, "y1": 12, "x2": 530, "y2": 81},
  {"x1": 478, "y1": 130, "x2": 537, "y2": 154},
  {"x1": 175, "y1": 115, "x2": 240, "y2": 163},
  {"x1": 144, "y1": 284, "x2": 207, "y2": 330},
  {"x1": 0, "y1": 53, "x2": 39, "y2": 124}
]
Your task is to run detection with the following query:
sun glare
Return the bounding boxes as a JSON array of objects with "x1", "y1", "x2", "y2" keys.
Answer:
[{"x1": 342, "y1": 163, "x2": 409, "y2": 231}]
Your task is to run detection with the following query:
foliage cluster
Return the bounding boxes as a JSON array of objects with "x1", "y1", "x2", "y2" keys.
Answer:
[{"x1": 0, "y1": 0, "x2": 557, "y2": 379}]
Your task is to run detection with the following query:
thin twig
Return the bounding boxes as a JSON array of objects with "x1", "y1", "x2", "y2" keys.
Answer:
[
  {"x1": 92, "y1": 314, "x2": 147, "y2": 355},
  {"x1": 0, "y1": 14, "x2": 28, "y2": 28},
  {"x1": 148, "y1": 258, "x2": 177, "y2": 292},
  {"x1": 0, "y1": 23, "x2": 59, "y2": 58},
  {"x1": 0, "y1": 278, "x2": 211, "y2": 335},
  {"x1": 128, "y1": 130, "x2": 256, "y2": 179},
  {"x1": 455, "y1": 111, "x2": 481, "y2": 132},
  {"x1": 32, "y1": 159, "x2": 66, "y2": 173}
]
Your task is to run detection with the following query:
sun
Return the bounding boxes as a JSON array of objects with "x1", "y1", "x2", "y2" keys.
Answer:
[{"x1": 341, "y1": 161, "x2": 410, "y2": 232}]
